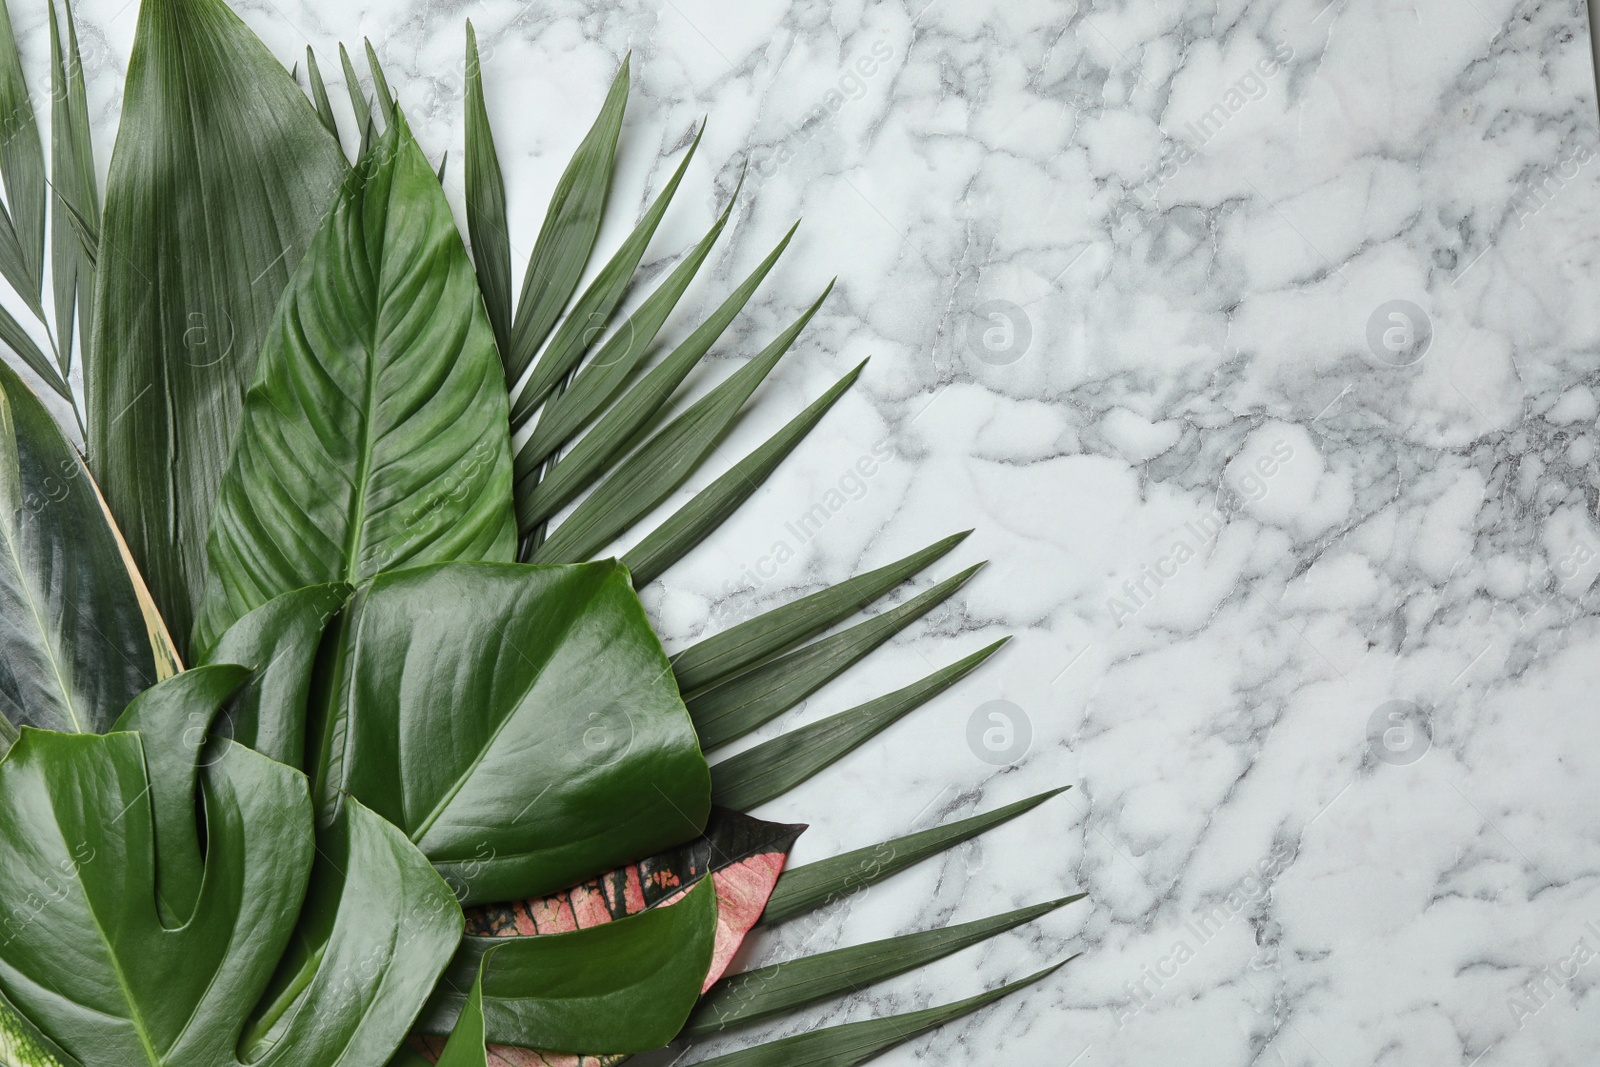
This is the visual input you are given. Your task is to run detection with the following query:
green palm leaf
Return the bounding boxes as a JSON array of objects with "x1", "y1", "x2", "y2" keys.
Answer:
[
  {"x1": 87, "y1": 0, "x2": 348, "y2": 655},
  {"x1": 194, "y1": 111, "x2": 515, "y2": 653}
]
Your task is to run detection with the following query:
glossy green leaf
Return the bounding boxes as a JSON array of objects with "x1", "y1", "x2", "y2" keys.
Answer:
[
  {"x1": 0, "y1": 363, "x2": 157, "y2": 740},
  {"x1": 0, "y1": 0, "x2": 45, "y2": 307},
  {"x1": 49, "y1": 0, "x2": 98, "y2": 376},
  {"x1": 87, "y1": 0, "x2": 348, "y2": 656},
  {"x1": 503, "y1": 59, "x2": 629, "y2": 386},
  {"x1": 517, "y1": 159, "x2": 729, "y2": 474},
  {"x1": 111, "y1": 664, "x2": 252, "y2": 925},
  {"x1": 200, "y1": 583, "x2": 352, "y2": 769},
  {"x1": 530, "y1": 286, "x2": 831, "y2": 564},
  {"x1": 689, "y1": 562, "x2": 982, "y2": 751},
  {"x1": 463, "y1": 21, "x2": 511, "y2": 360},
  {"x1": 318, "y1": 560, "x2": 711, "y2": 905},
  {"x1": 760, "y1": 787, "x2": 1070, "y2": 926},
  {"x1": 682, "y1": 963, "x2": 1065, "y2": 1067},
  {"x1": 508, "y1": 124, "x2": 702, "y2": 436},
  {"x1": 515, "y1": 225, "x2": 797, "y2": 544},
  {"x1": 0, "y1": 727, "x2": 462, "y2": 1067},
  {"x1": 623, "y1": 360, "x2": 864, "y2": 588},
  {"x1": 423, "y1": 877, "x2": 717, "y2": 1053},
  {"x1": 686, "y1": 896, "x2": 1084, "y2": 1036},
  {"x1": 671, "y1": 531, "x2": 969, "y2": 695},
  {"x1": 194, "y1": 111, "x2": 515, "y2": 654},
  {"x1": 304, "y1": 47, "x2": 338, "y2": 137},
  {"x1": 711, "y1": 640, "x2": 1006, "y2": 811},
  {"x1": 0, "y1": 987, "x2": 75, "y2": 1067}
]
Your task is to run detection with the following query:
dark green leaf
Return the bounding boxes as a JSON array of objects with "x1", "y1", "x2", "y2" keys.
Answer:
[
  {"x1": 110, "y1": 664, "x2": 252, "y2": 925},
  {"x1": 317, "y1": 560, "x2": 711, "y2": 905},
  {"x1": 49, "y1": 1, "x2": 98, "y2": 376},
  {"x1": 672, "y1": 530, "x2": 970, "y2": 695},
  {"x1": 689, "y1": 562, "x2": 983, "y2": 751},
  {"x1": 425, "y1": 877, "x2": 718, "y2": 1053},
  {"x1": 530, "y1": 285, "x2": 831, "y2": 563},
  {"x1": 0, "y1": 303, "x2": 68, "y2": 400},
  {"x1": 0, "y1": 362, "x2": 156, "y2": 740},
  {"x1": 364, "y1": 39, "x2": 395, "y2": 127},
  {"x1": 518, "y1": 157, "x2": 729, "y2": 474},
  {"x1": 622, "y1": 359, "x2": 863, "y2": 589},
  {"x1": 303, "y1": 47, "x2": 338, "y2": 137},
  {"x1": 516, "y1": 225, "x2": 797, "y2": 542},
  {"x1": 503, "y1": 58, "x2": 629, "y2": 386},
  {"x1": 194, "y1": 112, "x2": 515, "y2": 654},
  {"x1": 0, "y1": 728, "x2": 461, "y2": 1067},
  {"x1": 463, "y1": 20, "x2": 511, "y2": 360},
  {"x1": 339, "y1": 42, "x2": 375, "y2": 153},
  {"x1": 686, "y1": 896, "x2": 1084, "y2": 1036},
  {"x1": 711, "y1": 640, "x2": 1005, "y2": 811},
  {"x1": 760, "y1": 787, "x2": 1070, "y2": 926},
  {"x1": 682, "y1": 962, "x2": 1066, "y2": 1067},
  {"x1": 199, "y1": 583, "x2": 351, "y2": 769},
  {"x1": 87, "y1": 0, "x2": 348, "y2": 656},
  {"x1": 0, "y1": 0, "x2": 45, "y2": 306}
]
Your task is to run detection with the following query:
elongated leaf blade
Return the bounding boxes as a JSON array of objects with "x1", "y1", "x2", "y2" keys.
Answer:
[
  {"x1": 518, "y1": 163, "x2": 728, "y2": 473},
  {"x1": 464, "y1": 20, "x2": 511, "y2": 359},
  {"x1": 504, "y1": 59, "x2": 629, "y2": 385},
  {"x1": 304, "y1": 47, "x2": 339, "y2": 136},
  {"x1": 686, "y1": 896, "x2": 1085, "y2": 1036},
  {"x1": 760, "y1": 787, "x2": 1070, "y2": 926},
  {"x1": 672, "y1": 531, "x2": 969, "y2": 695},
  {"x1": 0, "y1": 302, "x2": 68, "y2": 400},
  {"x1": 530, "y1": 286, "x2": 831, "y2": 562},
  {"x1": 200, "y1": 582, "x2": 352, "y2": 769},
  {"x1": 364, "y1": 39, "x2": 395, "y2": 126},
  {"x1": 321, "y1": 561, "x2": 711, "y2": 905},
  {"x1": 425, "y1": 878, "x2": 718, "y2": 1053},
  {"x1": 339, "y1": 42, "x2": 375, "y2": 153},
  {"x1": 194, "y1": 112, "x2": 515, "y2": 653},
  {"x1": 49, "y1": 1, "x2": 97, "y2": 374},
  {"x1": 0, "y1": 729, "x2": 461, "y2": 1067},
  {"x1": 711, "y1": 640, "x2": 1006, "y2": 811},
  {"x1": 689, "y1": 563, "x2": 983, "y2": 751},
  {"x1": 509, "y1": 124, "x2": 702, "y2": 434},
  {"x1": 516, "y1": 226, "x2": 797, "y2": 543},
  {"x1": 0, "y1": 0, "x2": 45, "y2": 304},
  {"x1": 623, "y1": 360, "x2": 865, "y2": 588},
  {"x1": 0, "y1": 363, "x2": 157, "y2": 739},
  {"x1": 88, "y1": 0, "x2": 349, "y2": 656},
  {"x1": 682, "y1": 963, "x2": 1066, "y2": 1067}
]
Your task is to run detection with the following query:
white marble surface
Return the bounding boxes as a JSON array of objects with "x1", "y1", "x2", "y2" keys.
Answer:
[{"x1": 28, "y1": 0, "x2": 1600, "y2": 1063}]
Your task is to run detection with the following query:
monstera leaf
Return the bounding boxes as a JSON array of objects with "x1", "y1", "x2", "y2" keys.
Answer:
[
  {"x1": 88, "y1": 0, "x2": 348, "y2": 654},
  {"x1": 194, "y1": 110, "x2": 514, "y2": 655},
  {"x1": 0, "y1": 363, "x2": 162, "y2": 744},
  {"x1": 316, "y1": 560, "x2": 711, "y2": 905},
  {"x1": 0, "y1": 671, "x2": 462, "y2": 1067}
]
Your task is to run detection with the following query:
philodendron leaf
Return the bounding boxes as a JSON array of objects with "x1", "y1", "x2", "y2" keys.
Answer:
[
  {"x1": 199, "y1": 583, "x2": 352, "y2": 770},
  {"x1": 88, "y1": 0, "x2": 348, "y2": 656},
  {"x1": 195, "y1": 110, "x2": 515, "y2": 654},
  {"x1": 423, "y1": 878, "x2": 718, "y2": 1055},
  {"x1": 0, "y1": 363, "x2": 157, "y2": 741},
  {"x1": 685, "y1": 896, "x2": 1085, "y2": 1036},
  {"x1": 0, "y1": 726, "x2": 462, "y2": 1067},
  {"x1": 318, "y1": 560, "x2": 711, "y2": 906}
]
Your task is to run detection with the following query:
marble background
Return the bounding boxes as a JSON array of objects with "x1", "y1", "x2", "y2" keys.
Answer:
[{"x1": 16, "y1": 0, "x2": 1600, "y2": 1063}]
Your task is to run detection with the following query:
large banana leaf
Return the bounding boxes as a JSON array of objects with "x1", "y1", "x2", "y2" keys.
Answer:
[
  {"x1": 317, "y1": 560, "x2": 711, "y2": 906},
  {"x1": 195, "y1": 111, "x2": 514, "y2": 654},
  {"x1": 0, "y1": 363, "x2": 156, "y2": 742},
  {"x1": 88, "y1": 0, "x2": 348, "y2": 655},
  {"x1": 0, "y1": 715, "x2": 461, "y2": 1066}
]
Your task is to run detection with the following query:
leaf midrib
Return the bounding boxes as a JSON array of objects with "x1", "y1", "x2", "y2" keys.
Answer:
[{"x1": 0, "y1": 510, "x2": 83, "y2": 733}]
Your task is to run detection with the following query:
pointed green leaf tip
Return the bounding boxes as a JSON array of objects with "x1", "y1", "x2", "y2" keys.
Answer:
[{"x1": 88, "y1": 0, "x2": 347, "y2": 657}]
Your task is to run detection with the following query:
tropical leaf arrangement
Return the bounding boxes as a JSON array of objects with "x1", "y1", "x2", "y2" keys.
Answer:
[{"x1": 0, "y1": 2, "x2": 1081, "y2": 1065}]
